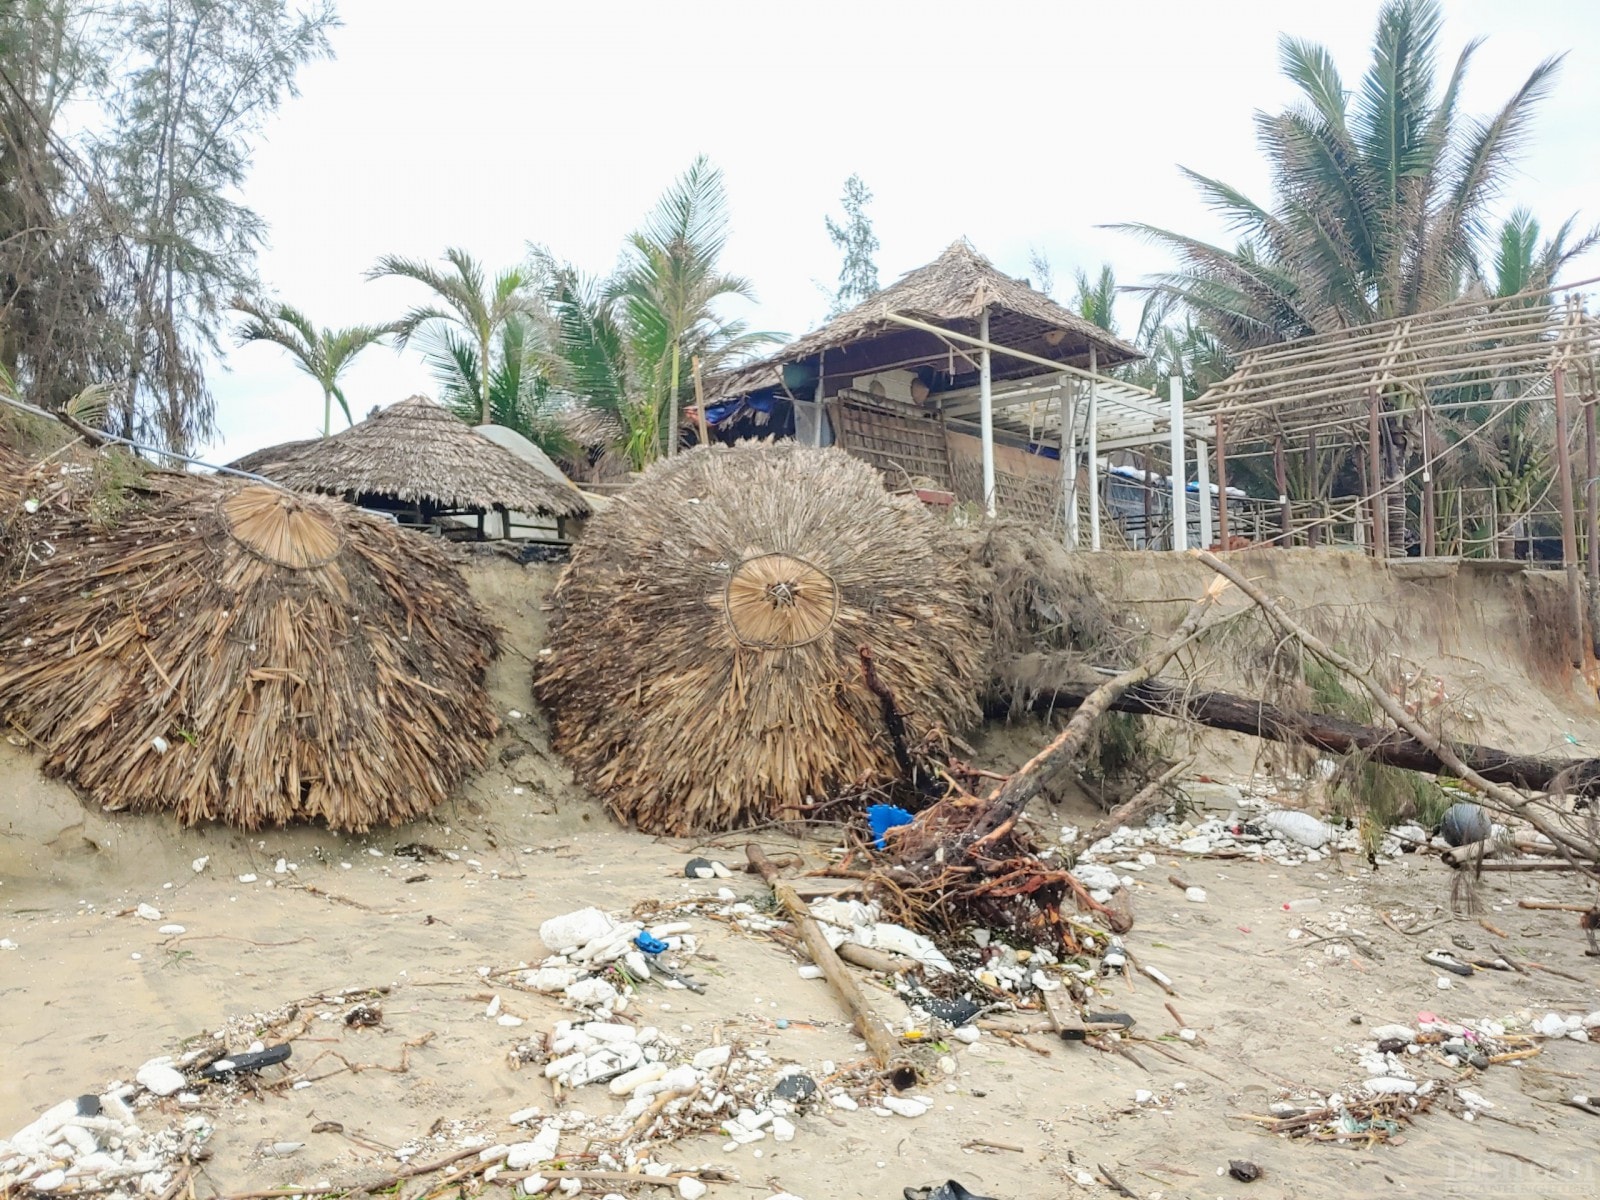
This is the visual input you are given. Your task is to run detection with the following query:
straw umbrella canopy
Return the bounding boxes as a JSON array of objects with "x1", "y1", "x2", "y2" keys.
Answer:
[
  {"x1": 535, "y1": 441, "x2": 985, "y2": 835},
  {"x1": 0, "y1": 461, "x2": 501, "y2": 830},
  {"x1": 235, "y1": 395, "x2": 591, "y2": 519}
]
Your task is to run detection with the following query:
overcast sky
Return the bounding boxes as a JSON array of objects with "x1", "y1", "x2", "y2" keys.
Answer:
[{"x1": 204, "y1": 0, "x2": 1600, "y2": 463}]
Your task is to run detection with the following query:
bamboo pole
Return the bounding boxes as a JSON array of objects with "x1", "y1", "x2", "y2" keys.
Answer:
[
  {"x1": 1421, "y1": 410, "x2": 1436, "y2": 557},
  {"x1": 1367, "y1": 389, "x2": 1386, "y2": 557},
  {"x1": 745, "y1": 845, "x2": 915, "y2": 1089},
  {"x1": 1168, "y1": 375, "x2": 1187, "y2": 551},
  {"x1": 1214, "y1": 411, "x2": 1229, "y2": 547},
  {"x1": 979, "y1": 308, "x2": 996, "y2": 518},
  {"x1": 691, "y1": 355, "x2": 710, "y2": 448},
  {"x1": 1554, "y1": 363, "x2": 1584, "y2": 658},
  {"x1": 1585, "y1": 395, "x2": 1598, "y2": 587},
  {"x1": 1273, "y1": 435, "x2": 1289, "y2": 547},
  {"x1": 1304, "y1": 429, "x2": 1319, "y2": 548}
]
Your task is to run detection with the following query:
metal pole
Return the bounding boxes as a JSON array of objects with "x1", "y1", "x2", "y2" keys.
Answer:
[
  {"x1": 813, "y1": 348, "x2": 826, "y2": 447},
  {"x1": 1196, "y1": 425, "x2": 1213, "y2": 549},
  {"x1": 1066, "y1": 383, "x2": 1080, "y2": 548},
  {"x1": 1087, "y1": 348, "x2": 1101, "y2": 551},
  {"x1": 1168, "y1": 375, "x2": 1186, "y2": 552},
  {"x1": 979, "y1": 307, "x2": 995, "y2": 518}
]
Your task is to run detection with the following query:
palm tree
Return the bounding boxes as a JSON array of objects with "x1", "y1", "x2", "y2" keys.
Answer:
[
  {"x1": 368, "y1": 248, "x2": 536, "y2": 426},
  {"x1": 535, "y1": 158, "x2": 779, "y2": 469},
  {"x1": 1071, "y1": 264, "x2": 1120, "y2": 336},
  {"x1": 614, "y1": 156, "x2": 769, "y2": 457},
  {"x1": 1118, "y1": 0, "x2": 1579, "y2": 551},
  {"x1": 232, "y1": 299, "x2": 389, "y2": 437},
  {"x1": 1119, "y1": 0, "x2": 1567, "y2": 344},
  {"x1": 417, "y1": 313, "x2": 573, "y2": 456}
]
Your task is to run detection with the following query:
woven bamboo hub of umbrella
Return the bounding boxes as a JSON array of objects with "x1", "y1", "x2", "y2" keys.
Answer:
[
  {"x1": 723, "y1": 552, "x2": 838, "y2": 648},
  {"x1": 221, "y1": 485, "x2": 343, "y2": 570}
]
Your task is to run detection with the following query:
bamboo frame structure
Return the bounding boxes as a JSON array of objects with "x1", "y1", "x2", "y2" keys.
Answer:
[{"x1": 1188, "y1": 279, "x2": 1600, "y2": 562}]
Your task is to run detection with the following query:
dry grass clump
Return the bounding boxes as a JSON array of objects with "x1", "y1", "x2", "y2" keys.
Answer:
[
  {"x1": 535, "y1": 442, "x2": 985, "y2": 835},
  {"x1": 959, "y1": 523, "x2": 1135, "y2": 711},
  {"x1": 0, "y1": 464, "x2": 500, "y2": 830}
]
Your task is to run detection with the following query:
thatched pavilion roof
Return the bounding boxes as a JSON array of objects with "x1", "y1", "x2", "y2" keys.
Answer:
[
  {"x1": 231, "y1": 396, "x2": 590, "y2": 519},
  {"x1": 710, "y1": 239, "x2": 1142, "y2": 402},
  {"x1": 0, "y1": 455, "x2": 501, "y2": 831}
]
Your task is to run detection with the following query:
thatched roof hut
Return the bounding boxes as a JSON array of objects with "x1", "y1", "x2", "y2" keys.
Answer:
[
  {"x1": 0, "y1": 460, "x2": 501, "y2": 830},
  {"x1": 535, "y1": 441, "x2": 985, "y2": 835},
  {"x1": 232, "y1": 396, "x2": 591, "y2": 523},
  {"x1": 709, "y1": 239, "x2": 1142, "y2": 404}
]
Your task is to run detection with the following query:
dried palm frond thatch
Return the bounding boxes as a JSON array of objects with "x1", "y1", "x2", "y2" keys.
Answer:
[
  {"x1": 958, "y1": 523, "x2": 1139, "y2": 712},
  {"x1": 232, "y1": 395, "x2": 590, "y2": 519},
  {"x1": 535, "y1": 442, "x2": 985, "y2": 834},
  {"x1": 0, "y1": 465, "x2": 500, "y2": 830},
  {"x1": 708, "y1": 240, "x2": 1143, "y2": 402}
]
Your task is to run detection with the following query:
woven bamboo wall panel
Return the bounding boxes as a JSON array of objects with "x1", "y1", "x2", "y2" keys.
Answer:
[{"x1": 833, "y1": 391, "x2": 951, "y2": 488}]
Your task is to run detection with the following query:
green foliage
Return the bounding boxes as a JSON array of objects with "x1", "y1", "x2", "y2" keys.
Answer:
[
  {"x1": 232, "y1": 299, "x2": 389, "y2": 437},
  {"x1": 1, "y1": 1, "x2": 338, "y2": 451},
  {"x1": 1118, "y1": 0, "x2": 1574, "y2": 347},
  {"x1": 825, "y1": 174, "x2": 880, "y2": 317},
  {"x1": 423, "y1": 316, "x2": 575, "y2": 458},
  {"x1": 538, "y1": 157, "x2": 779, "y2": 470},
  {"x1": 369, "y1": 248, "x2": 538, "y2": 428},
  {"x1": 1071, "y1": 264, "x2": 1119, "y2": 336}
]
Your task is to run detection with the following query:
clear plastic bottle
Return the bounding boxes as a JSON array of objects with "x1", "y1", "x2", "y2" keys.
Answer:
[{"x1": 1282, "y1": 898, "x2": 1321, "y2": 912}]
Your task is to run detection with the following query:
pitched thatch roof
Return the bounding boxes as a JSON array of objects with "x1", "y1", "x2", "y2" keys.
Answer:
[
  {"x1": 710, "y1": 239, "x2": 1143, "y2": 401},
  {"x1": 0, "y1": 457, "x2": 501, "y2": 830},
  {"x1": 231, "y1": 397, "x2": 590, "y2": 519},
  {"x1": 535, "y1": 441, "x2": 985, "y2": 835}
]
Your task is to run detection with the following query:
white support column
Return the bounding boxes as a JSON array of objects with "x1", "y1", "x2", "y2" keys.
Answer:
[
  {"x1": 812, "y1": 348, "x2": 826, "y2": 447},
  {"x1": 1087, "y1": 348, "x2": 1101, "y2": 551},
  {"x1": 1057, "y1": 381, "x2": 1071, "y2": 544},
  {"x1": 1196, "y1": 426, "x2": 1213, "y2": 549},
  {"x1": 978, "y1": 307, "x2": 996, "y2": 518},
  {"x1": 1168, "y1": 374, "x2": 1187, "y2": 552},
  {"x1": 1065, "y1": 383, "x2": 1080, "y2": 548}
]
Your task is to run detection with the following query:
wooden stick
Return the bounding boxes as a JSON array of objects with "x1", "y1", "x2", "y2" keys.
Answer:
[
  {"x1": 1192, "y1": 549, "x2": 1600, "y2": 873},
  {"x1": 745, "y1": 844, "x2": 915, "y2": 1088},
  {"x1": 967, "y1": 580, "x2": 1229, "y2": 844},
  {"x1": 691, "y1": 356, "x2": 711, "y2": 448},
  {"x1": 837, "y1": 943, "x2": 915, "y2": 974},
  {"x1": 1518, "y1": 900, "x2": 1596, "y2": 913},
  {"x1": 1083, "y1": 756, "x2": 1193, "y2": 845}
]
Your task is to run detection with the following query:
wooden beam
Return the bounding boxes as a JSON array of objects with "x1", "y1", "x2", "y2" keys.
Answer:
[{"x1": 1001, "y1": 679, "x2": 1600, "y2": 798}]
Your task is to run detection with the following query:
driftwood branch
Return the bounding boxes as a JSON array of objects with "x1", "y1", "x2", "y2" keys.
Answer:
[
  {"x1": 1193, "y1": 550, "x2": 1600, "y2": 879},
  {"x1": 964, "y1": 577, "x2": 1229, "y2": 847},
  {"x1": 745, "y1": 844, "x2": 916, "y2": 1089},
  {"x1": 1004, "y1": 678, "x2": 1600, "y2": 799},
  {"x1": 1084, "y1": 756, "x2": 1193, "y2": 846}
]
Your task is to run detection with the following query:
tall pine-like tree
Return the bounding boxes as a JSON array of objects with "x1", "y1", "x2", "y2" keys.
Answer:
[{"x1": 824, "y1": 174, "x2": 879, "y2": 317}]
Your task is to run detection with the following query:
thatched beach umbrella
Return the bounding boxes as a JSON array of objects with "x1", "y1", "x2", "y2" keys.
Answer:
[
  {"x1": 535, "y1": 442, "x2": 985, "y2": 835},
  {"x1": 233, "y1": 395, "x2": 591, "y2": 523},
  {"x1": 0, "y1": 467, "x2": 500, "y2": 830}
]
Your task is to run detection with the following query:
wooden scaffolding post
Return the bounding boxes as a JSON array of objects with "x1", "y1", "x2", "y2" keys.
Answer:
[
  {"x1": 1554, "y1": 362, "x2": 1586, "y2": 660},
  {"x1": 1214, "y1": 411, "x2": 1229, "y2": 547},
  {"x1": 1304, "y1": 430, "x2": 1319, "y2": 548},
  {"x1": 1421, "y1": 409, "x2": 1436, "y2": 557},
  {"x1": 1367, "y1": 388, "x2": 1386, "y2": 557},
  {"x1": 1585, "y1": 394, "x2": 1598, "y2": 589},
  {"x1": 1273, "y1": 435, "x2": 1289, "y2": 547}
]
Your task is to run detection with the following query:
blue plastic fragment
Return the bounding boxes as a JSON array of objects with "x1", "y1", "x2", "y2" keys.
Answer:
[
  {"x1": 867, "y1": 804, "x2": 915, "y2": 850},
  {"x1": 634, "y1": 931, "x2": 669, "y2": 955}
]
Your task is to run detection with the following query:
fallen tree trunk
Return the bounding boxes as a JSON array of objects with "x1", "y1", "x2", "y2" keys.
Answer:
[{"x1": 1003, "y1": 678, "x2": 1600, "y2": 799}]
